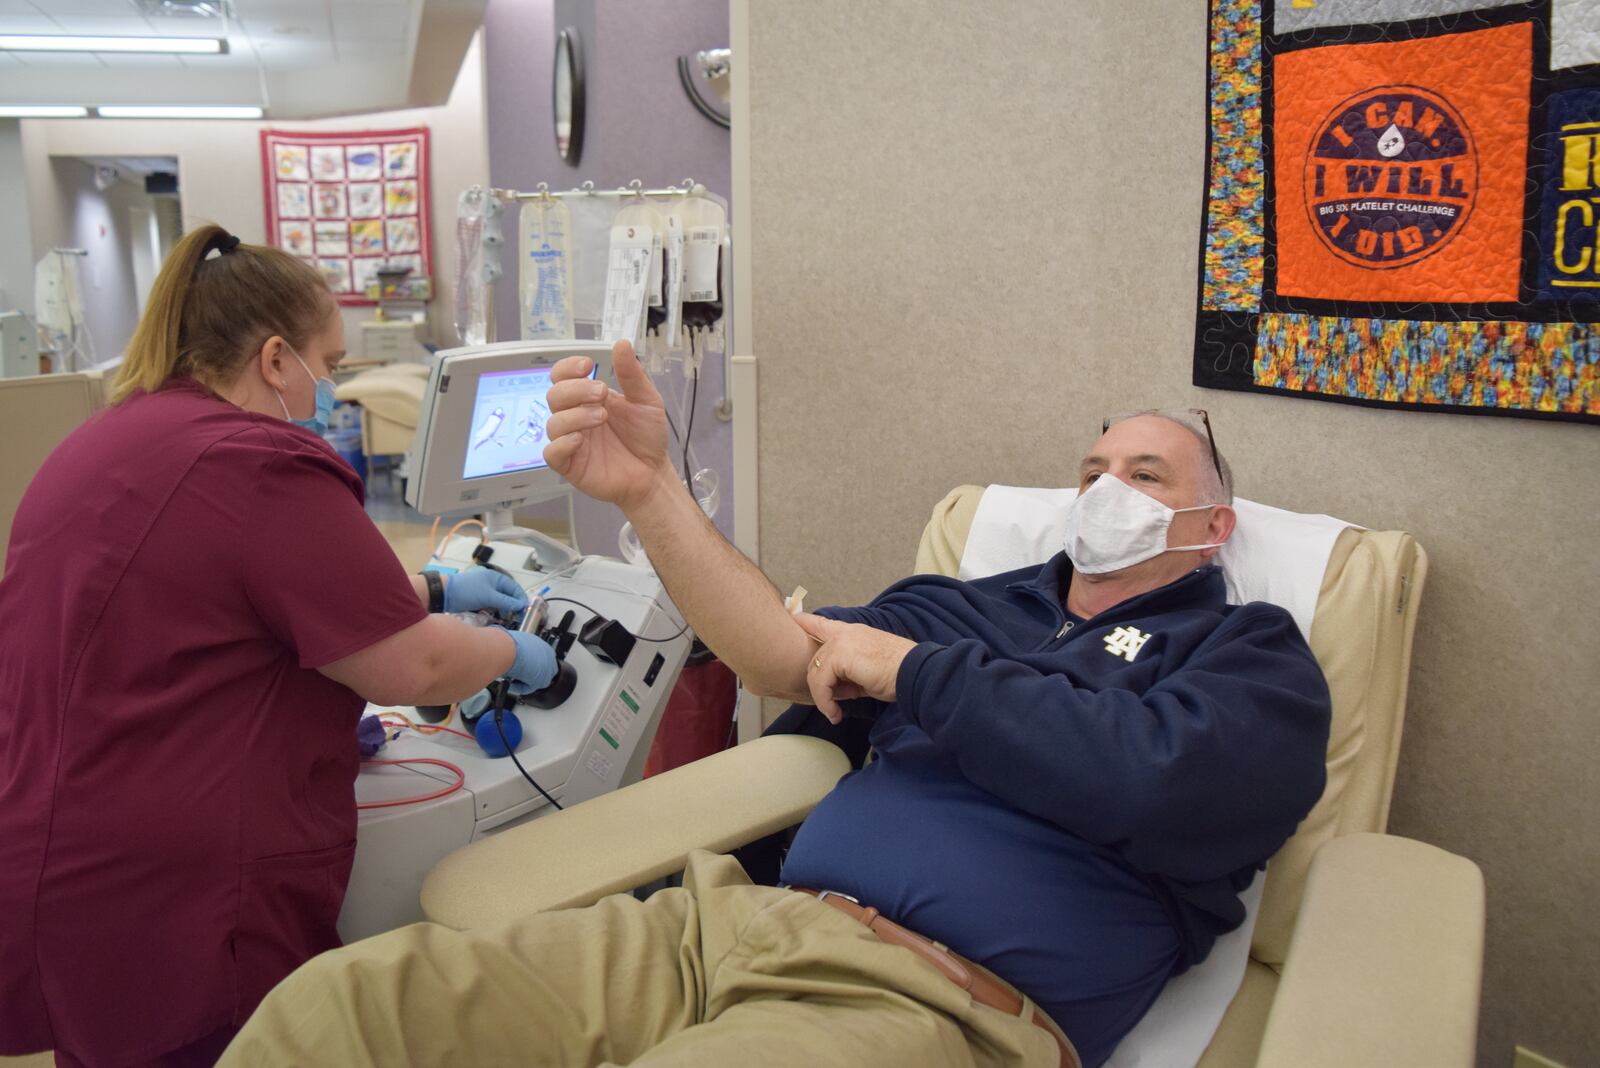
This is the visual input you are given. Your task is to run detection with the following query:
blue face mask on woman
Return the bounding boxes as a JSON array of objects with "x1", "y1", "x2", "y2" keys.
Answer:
[{"x1": 274, "y1": 345, "x2": 336, "y2": 437}]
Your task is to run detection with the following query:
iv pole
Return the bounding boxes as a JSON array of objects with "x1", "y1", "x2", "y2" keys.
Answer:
[{"x1": 39, "y1": 248, "x2": 96, "y2": 373}]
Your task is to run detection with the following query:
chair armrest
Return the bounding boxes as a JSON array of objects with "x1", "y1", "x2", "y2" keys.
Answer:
[
  {"x1": 1256, "y1": 832, "x2": 1485, "y2": 1068},
  {"x1": 420, "y1": 735, "x2": 851, "y2": 929}
]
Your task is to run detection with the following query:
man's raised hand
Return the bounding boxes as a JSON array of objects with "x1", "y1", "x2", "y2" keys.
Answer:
[{"x1": 543, "y1": 340, "x2": 673, "y2": 513}]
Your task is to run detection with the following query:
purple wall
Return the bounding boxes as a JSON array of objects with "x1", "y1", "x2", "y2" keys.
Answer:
[{"x1": 483, "y1": 0, "x2": 733, "y2": 551}]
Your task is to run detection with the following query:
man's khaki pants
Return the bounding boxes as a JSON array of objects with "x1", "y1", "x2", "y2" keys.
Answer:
[{"x1": 220, "y1": 851, "x2": 1061, "y2": 1067}]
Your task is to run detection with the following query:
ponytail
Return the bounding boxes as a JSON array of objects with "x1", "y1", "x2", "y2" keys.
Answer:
[
  {"x1": 112, "y1": 225, "x2": 222, "y2": 403},
  {"x1": 110, "y1": 223, "x2": 332, "y2": 405}
]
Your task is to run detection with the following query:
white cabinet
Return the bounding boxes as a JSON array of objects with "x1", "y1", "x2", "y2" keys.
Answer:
[
  {"x1": 361, "y1": 319, "x2": 427, "y2": 363},
  {"x1": 0, "y1": 312, "x2": 39, "y2": 378}
]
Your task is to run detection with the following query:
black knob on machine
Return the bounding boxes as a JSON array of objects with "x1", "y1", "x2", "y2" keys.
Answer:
[{"x1": 523, "y1": 658, "x2": 578, "y2": 709}]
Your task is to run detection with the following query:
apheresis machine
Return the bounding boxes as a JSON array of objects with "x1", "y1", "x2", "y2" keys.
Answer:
[{"x1": 337, "y1": 339, "x2": 694, "y2": 942}]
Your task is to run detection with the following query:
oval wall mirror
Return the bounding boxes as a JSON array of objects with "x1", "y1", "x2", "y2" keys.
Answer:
[{"x1": 553, "y1": 27, "x2": 585, "y2": 165}]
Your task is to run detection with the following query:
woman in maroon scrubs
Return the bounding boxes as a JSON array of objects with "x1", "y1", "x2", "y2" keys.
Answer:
[{"x1": 0, "y1": 225, "x2": 556, "y2": 1066}]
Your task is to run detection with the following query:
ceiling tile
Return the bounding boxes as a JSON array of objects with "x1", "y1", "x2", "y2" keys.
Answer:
[
  {"x1": 254, "y1": 0, "x2": 333, "y2": 18},
  {"x1": 0, "y1": 14, "x2": 66, "y2": 32},
  {"x1": 333, "y1": 18, "x2": 406, "y2": 40},
  {"x1": 101, "y1": 53, "x2": 185, "y2": 67},
  {"x1": 336, "y1": 41, "x2": 402, "y2": 61},
  {"x1": 143, "y1": 14, "x2": 230, "y2": 35},
  {"x1": 7, "y1": 52, "x2": 106, "y2": 65},
  {"x1": 0, "y1": 0, "x2": 468, "y2": 119},
  {"x1": 44, "y1": 0, "x2": 142, "y2": 14},
  {"x1": 42, "y1": 14, "x2": 187, "y2": 33},
  {"x1": 254, "y1": 40, "x2": 337, "y2": 66}
]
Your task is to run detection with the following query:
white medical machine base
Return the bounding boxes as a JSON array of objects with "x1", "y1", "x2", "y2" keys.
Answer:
[{"x1": 337, "y1": 530, "x2": 693, "y2": 942}]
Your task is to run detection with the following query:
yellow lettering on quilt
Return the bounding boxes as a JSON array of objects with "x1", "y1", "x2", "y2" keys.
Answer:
[
  {"x1": 1555, "y1": 198, "x2": 1595, "y2": 274},
  {"x1": 1561, "y1": 133, "x2": 1600, "y2": 192}
]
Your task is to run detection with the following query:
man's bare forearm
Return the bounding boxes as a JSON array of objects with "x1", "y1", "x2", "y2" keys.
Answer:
[{"x1": 626, "y1": 465, "x2": 813, "y2": 701}]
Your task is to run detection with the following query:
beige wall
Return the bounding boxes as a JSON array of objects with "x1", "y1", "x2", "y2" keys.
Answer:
[
  {"x1": 18, "y1": 35, "x2": 490, "y2": 359},
  {"x1": 0, "y1": 120, "x2": 33, "y2": 314},
  {"x1": 43, "y1": 158, "x2": 152, "y2": 368},
  {"x1": 747, "y1": 3, "x2": 1598, "y2": 1066}
]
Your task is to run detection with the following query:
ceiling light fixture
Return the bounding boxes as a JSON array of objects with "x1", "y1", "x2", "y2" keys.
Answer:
[
  {"x1": 133, "y1": 0, "x2": 233, "y2": 17},
  {"x1": 97, "y1": 105, "x2": 262, "y2": 119},
  {"x1": 0, "y1": 34, "x2": 227, "y2": 54},
  {"x1": 0, "y1": 105, "x2": 90, "y2": 117}
]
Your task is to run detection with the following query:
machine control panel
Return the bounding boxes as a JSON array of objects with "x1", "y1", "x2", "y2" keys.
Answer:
[{"x1": 337, "y1": 533, "x2": 694, "y2": 942}]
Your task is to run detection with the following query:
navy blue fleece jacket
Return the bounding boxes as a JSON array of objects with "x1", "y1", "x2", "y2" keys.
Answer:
[{"x1": 778, "y1": 555, "x2": 1330, "y2": 1066}]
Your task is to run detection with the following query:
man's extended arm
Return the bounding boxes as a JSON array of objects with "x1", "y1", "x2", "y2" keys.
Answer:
[
  {"x1": 624, "y1": 463, "x2": 815, "y2": 701},
  {"x1": 543, "y1": 342, "x2": 814, "y2": 702}
]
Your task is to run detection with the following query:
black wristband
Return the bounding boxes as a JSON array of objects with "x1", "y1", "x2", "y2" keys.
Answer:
[{"x1": 422, "y1": 570, "x2": 445, "y2": 613}]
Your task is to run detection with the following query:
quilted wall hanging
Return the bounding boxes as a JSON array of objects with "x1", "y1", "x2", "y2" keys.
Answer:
[
  {"x1": 1194, "y1": 0, "x2": 1600, "y2": 423},
  {"x1": 260, "y1": 127, "x2": 434, "y2": 307}
]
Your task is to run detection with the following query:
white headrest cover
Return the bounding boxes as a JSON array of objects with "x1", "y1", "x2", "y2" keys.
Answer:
[{"x1": 959, "y1": 486, "x2": 1353, "y2": 642}]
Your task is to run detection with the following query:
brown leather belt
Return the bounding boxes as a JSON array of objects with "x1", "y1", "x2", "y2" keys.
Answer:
[{"x1": 792, "y1": 888, "x2": 1080, "y2": 1068}]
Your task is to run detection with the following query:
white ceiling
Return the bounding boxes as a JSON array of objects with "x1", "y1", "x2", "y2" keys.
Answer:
[{"x1": 0, "y1": 0, "x2": 485, "y2": 118}]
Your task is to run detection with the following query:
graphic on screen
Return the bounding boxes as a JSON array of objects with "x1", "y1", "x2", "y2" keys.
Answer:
[{"x1": 461, "y1": 368, "x2": 561, "y2": 480}]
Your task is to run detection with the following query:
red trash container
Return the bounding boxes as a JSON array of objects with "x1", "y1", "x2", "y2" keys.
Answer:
[{"x1": 643, "y1": 641, "x2": 737, "y2": 777}]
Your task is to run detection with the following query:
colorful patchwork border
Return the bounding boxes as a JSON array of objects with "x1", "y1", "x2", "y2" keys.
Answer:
[
  {"x1": 1256, "y1": 312, "x2": 1600, "y2": 415},
  {"x1": 1200, "y1": 0, "x2": 1265, "y2": 311}
]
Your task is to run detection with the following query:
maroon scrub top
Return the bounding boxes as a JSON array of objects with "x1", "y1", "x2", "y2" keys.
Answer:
[{"x1": 0, "y1": 380, "x2": 427, "y2": 1064}]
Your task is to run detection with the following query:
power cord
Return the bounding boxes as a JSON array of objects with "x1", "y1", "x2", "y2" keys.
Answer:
[
  {"x1": 541, "y1": 595, "x2": 691, "y2": 643},
  {"x1": 489, "y1": 678, "x2": 562, "y2": 810}
]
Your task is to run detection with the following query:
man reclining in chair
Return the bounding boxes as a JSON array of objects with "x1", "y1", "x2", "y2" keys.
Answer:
[{"x1": 222, "y1": 342, "x2": 1331, "y2": 1068}]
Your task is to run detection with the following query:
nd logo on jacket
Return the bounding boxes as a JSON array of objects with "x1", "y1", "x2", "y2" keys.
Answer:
[{"x1": 1303, "y1": 85, "x2": 1477, "y2": 270}]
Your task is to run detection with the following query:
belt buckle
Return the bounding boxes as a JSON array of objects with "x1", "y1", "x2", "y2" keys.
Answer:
[{"x1": 814, "y1": 889, "x2": 860, "y2": 906}]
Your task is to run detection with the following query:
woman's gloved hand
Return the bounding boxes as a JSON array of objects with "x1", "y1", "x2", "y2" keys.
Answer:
[
  {"x1": 445, "y1": 567, "x2": 529, "y2": 619},
  {"x1": 503, "y1": 628, "x2": 558, "y2": 695}
]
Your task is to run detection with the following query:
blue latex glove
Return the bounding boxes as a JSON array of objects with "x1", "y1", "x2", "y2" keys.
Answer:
[
  {"x1": 503, "y1": 628, "x2": 558, "y2": 695},
  {"x1": 445, "y1": 567, "x2": 529, "y2": 619}
]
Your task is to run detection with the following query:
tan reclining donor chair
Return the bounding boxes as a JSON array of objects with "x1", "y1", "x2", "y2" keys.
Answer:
[
  {"x1": 332, "y1": 362, "x2": 430, "y2": 481},
  {"x1": 421, "y1": 486, "x2": 1487, "y2": 1067}
]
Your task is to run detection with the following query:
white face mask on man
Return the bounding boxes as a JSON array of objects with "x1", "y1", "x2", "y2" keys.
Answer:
[{"x1": 1061, "y1": 474, "x2": 1223, "y2": 574}]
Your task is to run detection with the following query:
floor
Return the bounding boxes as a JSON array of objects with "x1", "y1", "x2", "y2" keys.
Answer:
[{"x1": 362, "y1": 467, "x2": 436, "y2": 571}]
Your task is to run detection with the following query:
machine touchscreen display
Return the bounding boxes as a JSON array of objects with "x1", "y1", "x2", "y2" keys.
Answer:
[{"x1": 461, "y1": 367, "x2": 560, "y2": 480}]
